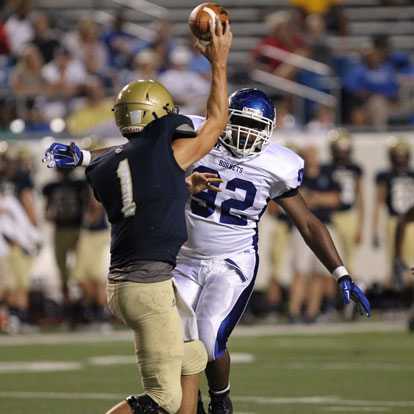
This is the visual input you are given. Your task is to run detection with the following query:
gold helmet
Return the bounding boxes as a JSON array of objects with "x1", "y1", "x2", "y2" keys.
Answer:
[
  {"x1": 328, "y1": 128, "x2": 352, "y2": 152},
  {"x1": 113, "y1": 80, "x2": 175, "y2": 136},
  {"x1": 387, "y1": 136, "x2": 411, "y2": 166},
  {"x1": 387, "y1": 135, "x2": 410, "y2": 155}
]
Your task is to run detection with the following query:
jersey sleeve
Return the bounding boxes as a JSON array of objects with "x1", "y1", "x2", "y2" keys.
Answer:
[
  {"x1": 172, "y1": 114, "x2": 197, "y2": 139},
  {"x1": 270, "y1": 150, "x2": 304, "y2": 201}
]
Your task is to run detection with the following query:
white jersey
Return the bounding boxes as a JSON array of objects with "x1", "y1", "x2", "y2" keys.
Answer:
[{"x1": 180, "y1": 125, "x2": 304, "y2": 259}]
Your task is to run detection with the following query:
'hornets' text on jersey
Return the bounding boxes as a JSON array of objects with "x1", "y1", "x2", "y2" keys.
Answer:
[{"x1": 180, "y1": 126, "x2": 304, "y2": 259}]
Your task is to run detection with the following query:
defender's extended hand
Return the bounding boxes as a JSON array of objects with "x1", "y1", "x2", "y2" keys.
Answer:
[
  {"x1": 43, "y1": 142, "x2": 83, "y2": 168},
  {"x1": 338, "y1": 275, "x2": 371, "y2": 317},
  {"x1": 186, "y1": 172, "x2": 223, "y2": 195}
]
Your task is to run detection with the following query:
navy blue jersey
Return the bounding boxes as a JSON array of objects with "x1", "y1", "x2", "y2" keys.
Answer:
[
  {"x1": 302, "y1": 167, "x2": 340, "y2": 224},
  {"x1": 42, "y1": 179, "x2": 89, "y2": 227},
  {"x1": 323, "y1": 163, "x2": 363, "y2": 211},
  {"x1": 376, "y1": 170, "x2": 414, "y2": 216},
  {"x1": 85, "y1": 114, "x2": 195, "y2": 269}
]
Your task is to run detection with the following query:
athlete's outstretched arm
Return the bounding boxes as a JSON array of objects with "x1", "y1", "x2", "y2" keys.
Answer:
[
  {"x1": 172, "y1": 17, "x2": 232, "y2": 170},
  {"x1": 278, "y1": 192, "x2": 371, "y2": 316}
]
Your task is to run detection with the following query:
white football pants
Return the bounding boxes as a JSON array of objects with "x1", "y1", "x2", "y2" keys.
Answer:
[{"x1": 173, "y1": 250, "x2": 258, "y2": 361}]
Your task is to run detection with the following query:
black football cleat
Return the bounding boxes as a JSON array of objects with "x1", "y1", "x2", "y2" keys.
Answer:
[
  {"x1": 197, "y1": 390, "x2": 207, "y2": 414},
  {"x1": 208, "y1": 389, "x2": 233, "y2": 414}
]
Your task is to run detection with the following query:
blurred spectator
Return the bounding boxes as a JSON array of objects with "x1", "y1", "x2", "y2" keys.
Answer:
[
  {"x1": 373, "y1": 137, "x2": 414, "y2": 287},
  {"x1": 249, "y1": 11, "x2": 309, "y2": 81},
  {"x1": 158, "y1": 46, "x2": 209, "y2": 115},
  {"x1": 272, "y1": 98, "x2": 299, "y2": 132},
  {"x1": 41, "y1": 46, "x2": 87, "y2": 120},
  {"x1": 290, "y1": 0, "x2": 348, "y2": 35},
  {"x1": 102, "y1": 12, "x2": 137, "y2": 69},
  {"x1": 66, "y1": 76, "x2": 115, "y2": 136},
  {"x1": 31, "y1": 11, "x2": 61, "y2": 64},
  {"x1": 0, "y1": 100, "x2": 14, "y2": 132},
  {"x1": 306, "y1": 105, "x2": 335, "y2": 133},
  {"x1": 4, "y1": 0, "x2": 33, "y2": 57},
  {"x1": 289, "y1": 146, "x2": 340, "y2": 323},
  {"x1": 373, "y1": 35, "x2": 413, "y2": 76},
  {"x1": 304, "y1": 13, "x2": 335, "y2": 68},
  {"x1": 64, "y1": 17, "x2": 108, "y2": 72},
  {"x1": 9, "y1": 43, "x2": 49, "y2": 129},
  {"x1": 343, "y1": 47, "x2": 399, "y2": 130},
  {"x1": 0, "y1": 20, "x2": 10, "y2": 55},
  {"x1": 42, "y1": 168, "x2": 89, "y2": 316},
  {"x1": 122, "y1": 48, "x2": 160, "y2": 85},
  {"x1": 10, "y1": 43, "x2": 45, "y2": 95},
  {"x1": 148, "y1": 19, "x2": 176, "y2": 73},
  {"x1": 83, "y1": 51, "x2": 115, "y2": 90},
  {"x1": 186, "y1": 34, "x2": 211, "y2": 80}
]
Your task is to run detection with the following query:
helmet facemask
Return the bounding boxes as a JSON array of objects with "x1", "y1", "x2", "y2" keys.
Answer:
[{"x1": 222, "y1": 109, "x2": 275, "y2": 157}]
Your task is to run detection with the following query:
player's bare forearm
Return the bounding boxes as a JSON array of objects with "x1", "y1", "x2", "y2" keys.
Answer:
[
  {"x1": 90, "y1": 147, "x2": 115, "y2": 160},
  {"x1": 278, "y1": 192, "x2": 343, "y2": 273},
  {"x1": 300, "y1": 215, "x2": 343, "y2": 272}
]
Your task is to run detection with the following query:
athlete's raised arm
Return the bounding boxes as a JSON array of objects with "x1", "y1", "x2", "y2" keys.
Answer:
[{"x1": 172, "y1": 17, "x2": 232, "y2": 170}]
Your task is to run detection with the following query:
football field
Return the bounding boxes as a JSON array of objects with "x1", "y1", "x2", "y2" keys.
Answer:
[{"x1": 1, "y1": 322, "x2": 413, "y2": 414}]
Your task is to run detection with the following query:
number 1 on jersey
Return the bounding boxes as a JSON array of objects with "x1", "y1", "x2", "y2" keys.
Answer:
[{"x1": 117, "y1": 159, "x2": 136, "y2": 217}]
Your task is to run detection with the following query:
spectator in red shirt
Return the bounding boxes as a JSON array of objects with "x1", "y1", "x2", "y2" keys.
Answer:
[{"x1": 249, "y1": 11, "x2": 309, "y2": 81}]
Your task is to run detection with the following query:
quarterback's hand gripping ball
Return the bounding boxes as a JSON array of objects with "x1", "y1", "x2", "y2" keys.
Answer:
[{"x1": 189, "y1": 2, "x2": 230, "y2": 41}]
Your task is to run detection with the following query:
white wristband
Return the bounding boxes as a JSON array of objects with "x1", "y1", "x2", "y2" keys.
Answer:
[
  {"x1": 332, "y1": 265, "x2": 349, "y2": 281},
  {"x1": 81, "y1": 150, "x2": 91, "y2": 167}
]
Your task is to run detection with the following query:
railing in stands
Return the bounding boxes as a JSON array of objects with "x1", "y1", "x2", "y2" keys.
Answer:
[{"x1": 250, "y1": 45, "x2": 341, "y2": 123}]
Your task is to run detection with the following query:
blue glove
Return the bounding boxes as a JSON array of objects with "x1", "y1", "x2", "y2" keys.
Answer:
[
  {"x1": 338, "y1": 275, "x2": 371, "y2": 317},
  {"x1": 43, "y1": 142, "x2": 83, "y2": 168}
]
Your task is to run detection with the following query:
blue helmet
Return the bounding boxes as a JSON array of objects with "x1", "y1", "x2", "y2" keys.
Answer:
[{"x1": 220, "y1": 88, "x2": 276, "y2": 157}]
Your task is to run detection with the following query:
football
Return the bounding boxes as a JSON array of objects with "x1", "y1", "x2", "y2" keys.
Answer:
[{"x1": 189, "y1": 3, "x2": 230, "y2": 41}]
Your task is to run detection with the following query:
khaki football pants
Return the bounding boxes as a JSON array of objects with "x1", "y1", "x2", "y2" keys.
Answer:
[{"x1": 107, "y1": 279, "x2": 206, "y2": 413}]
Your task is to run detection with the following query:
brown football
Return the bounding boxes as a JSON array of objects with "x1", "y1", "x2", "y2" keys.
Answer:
[{"x1": 189, "y1": 3, "x2": 230, "y2": 41}]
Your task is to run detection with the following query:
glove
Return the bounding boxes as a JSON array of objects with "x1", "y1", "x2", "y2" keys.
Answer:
[
  {"x1": 43, "y1": 142, "x2": 83, "y2": 168},
  {"x1": 392, "y1": 258, "x2": 407, "y2": 289},
  {"x1": 338, "y1": 275, "x2": 371, "y2": 317}
]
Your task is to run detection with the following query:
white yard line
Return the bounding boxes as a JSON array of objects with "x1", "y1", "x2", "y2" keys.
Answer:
[
  {"x1": 325, "y1": 407, "x2": 390, "y2": 412},
  {"x1": 0, "y1": 392, "x2": 413, "y2": 410},
  {"x1": 0, "y1": 321, "x2": 405, "y2": 346}
]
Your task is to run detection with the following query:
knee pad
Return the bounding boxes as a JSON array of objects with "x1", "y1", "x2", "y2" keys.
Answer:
[
  {"x1": 126, "y1": 394, "x2": 160, "y2": 414},
  {"x1": 182, "y1": 339, "x2": 208, "y2": 376}
]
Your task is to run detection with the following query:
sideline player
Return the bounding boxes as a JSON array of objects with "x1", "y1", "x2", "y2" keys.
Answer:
[
  {"x1": 172, "y1": 90, "x2": 370, "y2": 414},
  {"x1": 44, "y1": 17, "x2": 232, "y2": 414},
  {"x1": 394, "y1": 205, "x2": 414, "y2": 331},
  {"x1": 325, "y1": 129, "x2": 364, "y2": 275},
  {"x1": 373, "y1": 137, "x2": 414, "y2": 286}
]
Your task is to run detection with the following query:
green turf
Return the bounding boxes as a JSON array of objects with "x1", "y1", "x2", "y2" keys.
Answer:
[{"x1": 1, "y1": 329, "x2": 414, "y2": 413}]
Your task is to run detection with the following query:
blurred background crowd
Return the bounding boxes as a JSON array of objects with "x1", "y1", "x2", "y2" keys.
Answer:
[{"x1": 0, "y1": 0, "x2": 413, "y2": 334}]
